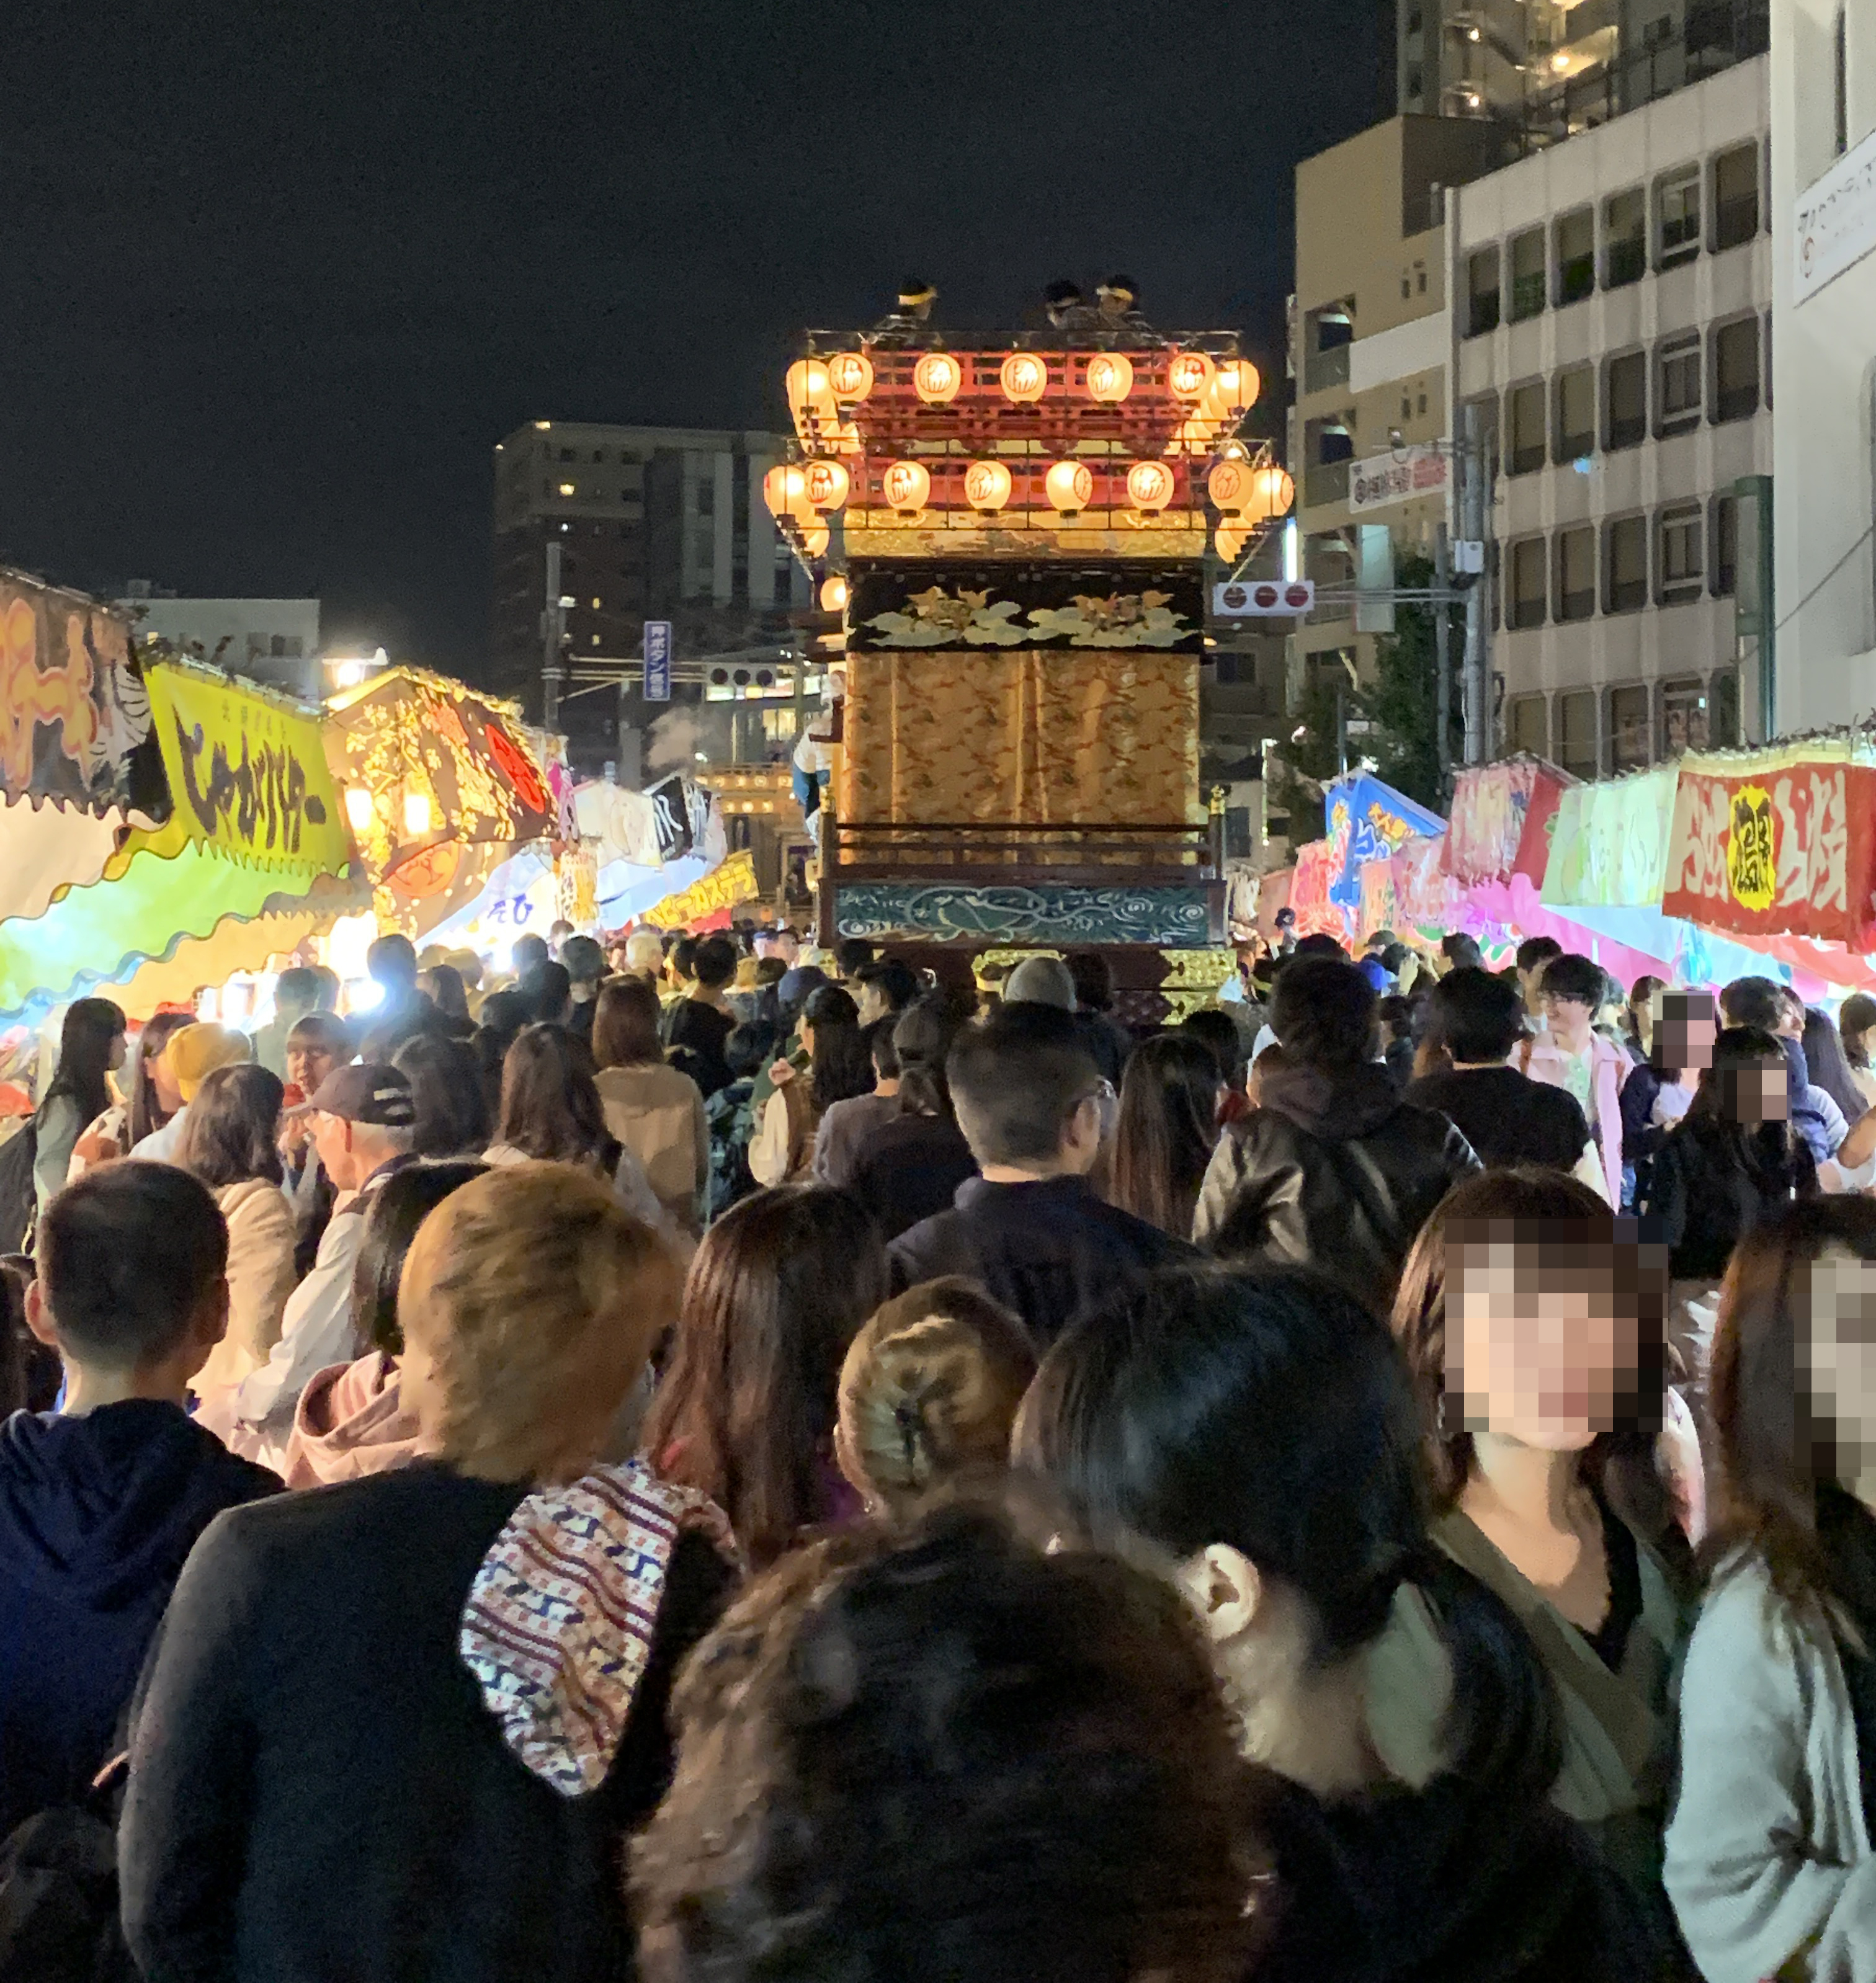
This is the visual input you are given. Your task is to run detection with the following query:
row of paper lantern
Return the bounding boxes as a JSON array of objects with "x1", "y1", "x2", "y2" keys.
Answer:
[
  {"x1": 762, "y1": 455, "x2": 1292, "y2": 523},
  {"x1": 786, "y1": 349, "x2": 1260, "y2": 418}
]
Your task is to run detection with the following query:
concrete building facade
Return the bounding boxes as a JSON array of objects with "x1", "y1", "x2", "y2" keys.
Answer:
[{"x1": 118, "y1": 586, "x2": 323, "y2": 700}]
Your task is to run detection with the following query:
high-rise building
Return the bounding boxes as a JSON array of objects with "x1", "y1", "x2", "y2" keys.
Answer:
[{"x1": 489, "y1": 421, "x2": 808, "y2": 768}]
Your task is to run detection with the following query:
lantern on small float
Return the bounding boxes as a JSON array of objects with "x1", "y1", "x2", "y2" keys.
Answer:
[
  {"x1": 1084, "y1": 352, "x2": 1133, "y2": 403},
  {"x1": 963, "y1": 459, "x2": 1013, "y2": 511},
  {"x1": 1208, "y1": 359, "x2": 1261, "y2": 414},
  {"x1": 913, "y1": 352, "x2": 962, "y2": 404},
  {"x1": 1044, "y1": 459, "x2": 1094, "y2": 514},
  {"x1": 820, "y1": 575, "x2": 850, "y2": 613},
  {"x1": 1125, "y1": 460, "x2": 1175, "y2": 512},
  {"x1": 762, "y1": 464, "x2": 811, "y2": 520},
  {"x1": 801, "y1": 525, "x2": 830, "y2": 557},
  {"x1": 999, "y1": 352, "x2": 1048, "y2": 403},
  {"x1": 882, "y1": 459, "x2": 932, "y2": 511},
  {"x1": 802, "y1": 458, "x2": 851, "y2": 511},
  {"x1": 1242, "y1": 465, "x2": 1295, "y2": 524},
  {"x1": 1207, "y1": 458, "x2": 1251, "y2": 512},
  {"x1": 785, "y1": 359, "x2": 835, "y2": 432},
  {"x1": 1216, "y1": 524, "x2": 1249, "y2": 565},
  {"x1": 1168, "y1": 350, "x2": 1216, "y2": 399},
  {"x1": 825, "y1": 350, "x2": 873, "y2": 401}
]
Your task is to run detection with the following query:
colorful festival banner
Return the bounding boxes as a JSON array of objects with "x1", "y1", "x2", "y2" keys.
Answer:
[
  {"x1": 1445, "y1": 758, "x2": 1574, "y2": 888},
  {"x1": 1323, "y1": 774, "x2": 1445, "y2": 911},
  {"x1": 643, "y1": 849, "x2": 759, "y2": 930},
  {"x1": 1540, "y1": 764, "x2": 1678, "y2": 910},
  {"x1": 1288, "y1": 840, "x2": 1340, "y2": 937},
  {"x1": 1391, "y1": 832, "x2": 1464, "y2": 929},
  {"x1": 1661, "y1": 740, "x2": 1876, "y2": 951}
]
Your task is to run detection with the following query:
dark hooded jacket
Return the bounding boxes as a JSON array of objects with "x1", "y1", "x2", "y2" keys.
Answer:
[
  {"x1": 0, "y1": 1401, "x2": 278, "y2": 1838},
  {"x1": 1194, "y1": 1059, "x2": 1479, "y2": 1311}
]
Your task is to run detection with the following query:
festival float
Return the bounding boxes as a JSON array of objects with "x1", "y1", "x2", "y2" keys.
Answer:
[{"x1": 763, "y1": 293, "x2": 1293, "y2": 1018}]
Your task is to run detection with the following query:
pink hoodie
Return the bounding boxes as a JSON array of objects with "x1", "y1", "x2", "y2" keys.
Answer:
[{"x1": 282, "y1": 1352, "x2": 427, "y2": 1489}]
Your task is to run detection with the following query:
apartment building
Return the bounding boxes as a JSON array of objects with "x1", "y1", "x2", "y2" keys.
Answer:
[
  {"x1": 117, "y1": 586, "x2": 322, "y2": 701},
  {"x1": 1452, "y1": 52, "x2": 1772, "y2": 775}
]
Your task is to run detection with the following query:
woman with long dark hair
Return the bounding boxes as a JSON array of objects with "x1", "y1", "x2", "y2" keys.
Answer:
[
  {"x1": 1391, "y1": 1167, "x2": 1695, "y2": 1915},
  {"x1": 749, "y1": 984, "x2": 871, "y2": 1187},
  {"x1": 32, "y1": 999, "x2": 127, "y2": 1213},
  {"x1": 1107, "y1": 1033, "x2": 1221, "y2": 1239},
  {"x1": 391, "y1": 1033, "x2": 492, "y2": 1158},
  {"x1": 845, "y1": 997, "x2": 978, "y2": 1242},
  {"x1": 1666, "y1": 1197, "x2": 1876, "y2": 1980},
  {"x1": 1803, "y1": 1005, "x2": 1871, "y2": 1131},
  {"x1": 1839, "y1": 992, "x2": 1876, "y2": 1108},
  {"x1": 643, "y1": 1184, "x2": 886, "y2": 1568},
  {"x1": 1017, "y1": 1260, "x2": 1663, "y2": 1981},
  {"x1": 592, "y1": 975, "x2": 709, "y2": 1234}
]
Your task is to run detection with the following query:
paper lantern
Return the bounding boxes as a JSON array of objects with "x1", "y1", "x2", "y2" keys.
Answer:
[
  {"x1": 1207, "y1": 459, "x2": 1250, "y2": 512},
  {"x1": 1085, "y1": 352, "x2": 1133, "y2": 403},
  {"x1": 913, "y1": 352, "x2": 962, "y2": 404},
  {"x1": 785, "y1": 359, "x2": 834, "y2": 426},
  {"x1": 999, "y1": 352, "x2": 1048, "y2": 403},
  {"x1": 802, "y1": 458, "x2": 851, "y2": 510},
  {"x1": 825, "y1": 351, "x2": 873, "y2": 401},
  {"x1": 963, "y1": 459, "x2": 1013, "y2": 510},
  {"x1": 820, "y1": 576, "x2": 850, "y2": 612},
  {"x1": 1125, "y1": 460, "x2": 1175, "y2": 511},
  {"x1": 882, "y1": 459, "x2": 932, "y2": 510},
  {"x1": 1243, "y1": 465, "x2": 1296, "y2": 524},
  {"x1": 1168, "y1": 350, "x2": 1216, "y2": 399},
  {"x1": 1044, "y1": 459, "x2": 1094, "y2": 512},
  {"x1": 801, "y1": 526, "x2": 830, "y2": 556},
  {"x1": 1209, "y1": 359, "x2": 1261, "y2": 412},
  {"x1": 1216, "y1": 525, "x2": 1249, "y2": 564},
  {"x1": 762, "y1": 464, "x2": 810, "y2": 519}
]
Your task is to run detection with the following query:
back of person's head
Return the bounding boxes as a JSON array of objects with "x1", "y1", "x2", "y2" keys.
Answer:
[
  {"x1": 1427, "y1": 966, "x2": 1526, "y2": 1066},
  {"x1": 623, "y1": 927, "x2": 665, "y2": 978},
  {"x1": 1109, "y1": 1034, "x2": 1221, "y2": 1236},
  {"x1": 274, "y1": 966, "x2": 322, "y2": 1019},
  {"x1": 1720, "y1": 974, "x2": 1787, "y2": 1033},
  {"x1": 855, "y1": 956, "x2": 919, "y2": 1013},
  {"x1": 643, "y1": 1185, "x2": 887, "y2": 1567},
  {"x1": 863, "y1": 1015, "x2": 900, "y2": 1085},
  {"x1": 891, "y1": 996, "x2": 962, "y2": 1118},
  {"x1": 351, "y1": 1159, "x2": 489, "y2": 1357},
  {"x1": 946, "y1": 1004, "x2": 1101, "y2": 1168},
  {"x1": 1269, "y1": 955, "x2": 1376, "y2": 1068},
  {"x1": 1712, "y1": 1196, "x2": 1876, "y2": 1614},
  {"x1": 1063, "y1": 947, "x2": 1116, "y2": 1015},
  {"x1": 43, "y1": 997, "x2": 127, "y2": 1126},
  {"x1": 179, "y1": 1063, "x2": 286, "y2": 1189},
  {"x1": 518, "y1": 959, "x2": 573, "y2": 1027},
  {"x1": 512, "y1": 932, "x2": 550, "y2": 976},
  {"x1": 36, "y1": 1162, "x2": 228, "y2": 1373},
  {"x1": 836, "y1": 1279, "x2": 1037, "y2": 1515},
  {"x1": 692, "y1": 935, "x2": 738, "y2": 991},
  {"x1": 594, "y1": 975, "x2": 666, "y2": 1069},
  {"x1": 669, "y1": 935, "x2": 699, "y2": 984},
  {"x1": 367, "y1": 933, "x2": 419, "y2": 994},
  {"x1": 725, "y1": 1018, "x2": 779, "y2": 1080},
  {"x1": 1179, "y1": 1008, "x2": 1244, "y2": 1089},
  {"x1": 1293, "y1": 932, "x2": 1346, "y2": 960},
  {"x1": 478, "y1": 987, "x2": 530, "y2": 1040},
  {"x1": 834, "y1": 937, "x2": 875, "y2": 980},
  {"x1": 393, "y1": 1033, "x2": 493, "y2": 1157},
  {"x1": 1514, "y1": 935, "x2": 1561, "y2": 977},
  {"x1": 398, "y1": 1161, "x2": 680, "y2": 1483},
  {"x1": 1537, "y1": 952, "x2": 1604, "y2": 1010},
  {"x1": 496, "y1": 1022, "x2": 609, "y2": 1162},
  {"x1": 633, "y1": 1499, "x2": 1258, "y2": 1983},
  {"x1": 754, "y1": 955, "x2": 788, "y2": 991},
  {"x1": 1003, "y1": 954, "x2": 1078, "y2": 1011},
  {"x1": 561, "y1": 935, "x2": 605, "y2": 989},
  {"x1": 802, "y1": 984, "x2": 870, "y2": 1111},
  {"x1": 418, "y1": 962, "x2": 471, "y2": 1023},
  {"x1": 1802, "y1": 1006, "x2": 1868, "y2": 1123},
  {"x1": 1017, "y1": 1260, "x2": 1562, "y2": 1804}
]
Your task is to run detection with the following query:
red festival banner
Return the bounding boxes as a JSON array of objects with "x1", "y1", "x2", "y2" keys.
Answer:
[{"x1": 1661, "y1": 743, "x2": 1876, "y2": 951}]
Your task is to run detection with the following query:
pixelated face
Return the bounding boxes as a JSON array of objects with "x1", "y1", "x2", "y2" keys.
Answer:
[
  {"x1": 1651, "y1": 990, "x2": 1718, "y2": 1075},
  {"x1": 1718, "y1": 1062, "x2": 1789, "y2": 1122},
  {"x1": 1450, "y1": 1219, "x2": 1656, "y2": 1450},
  {"x1": 1801, "y1": 1245, "x2": 1876, "y2": 1484}
]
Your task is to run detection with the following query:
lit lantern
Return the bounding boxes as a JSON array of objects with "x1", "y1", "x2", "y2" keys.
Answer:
[
  {"x1": 1207, "y1": 459, "x2": 1249, "y2": 512},
  {"x1": 1209, "y1": 359, "x2": 1261, "y2": 412},
  {"x1": 1243, "y1": 465, "x2": 1296, "y2": 524},
  {"x1": 1216, "y1": 525, "x2": 1249, "y2": 564},
  {"x1": 785, "y1": 359, "x2": 834, "y2": 426},
  {"x1": 825, "y1": 351, "x2": 873, "y2": 401},
  {"x1": 913, "y1": 352, "x2": 962, "y2": 404},
  {"x1": 1168, "y1": 350, "x2": 1216, "y2": 398},
  {"x1": 801, "y1": 525, "x2": 830, "y2": 556},
  {"x1": 882, "y1": 459, "x2": 932, "y2": 510},
  {"x1": 402, "y1": 791, "x2": 433, "y2": 837},
  {"x1": 1044, "y1": 458, "x2": 1094, "y2": 512},
  {"x1": 999, "y1": 352, "x2": 1048, "y2": 403},
  {"x1": 820, "y1": 575, "x2": 850, "y2": 612},
  {"x1": 1125, "y1": 460, "x2": 1175, "y2": 511},
  {"x1": 963, "y1": 458, "x2": 1013, "y2": 510},
  {"x1": 344, "y1": 787, "x2": 375, "y2": 832},
  {"x1": 1084, "y1": 352, "x2": 1133, "y2": 403},
  {"x1": 762, "y1": 463, "x2": 810, "y2": 519},
  {"x1": 802, "y1": 458, "x2": 851, "y2": 510}
]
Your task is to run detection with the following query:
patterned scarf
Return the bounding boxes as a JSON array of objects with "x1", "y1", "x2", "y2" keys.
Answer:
[{"x1": 460, "y1": 1456, "x2": 737, "y2": 1796}]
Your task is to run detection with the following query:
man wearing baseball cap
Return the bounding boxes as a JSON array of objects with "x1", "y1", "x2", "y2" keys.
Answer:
[{"x1": 197, "y1": 1066, "x2": 416, "y2": 1471}]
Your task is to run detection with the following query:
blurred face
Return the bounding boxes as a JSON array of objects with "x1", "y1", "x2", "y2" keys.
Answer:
[
  {"x1": 287, "y1": 1035, "x2": 340, "y2": 1098},
  {"x1": 1450, "y1": 1223, "x2": 1651, "y2": 1451},
  {"x1": 1652, "y1": 992, "x2": 1717, "y2": 1077},
  {"x1": 1717, "y1": 1059, "x2": 1789, "y2": 1123},
  {"x1": 1802, "y1": 1246, "x2": 1876, "y2": 1487}
]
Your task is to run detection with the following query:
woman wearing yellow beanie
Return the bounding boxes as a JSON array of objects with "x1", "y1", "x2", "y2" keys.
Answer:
[{"x1": 128, "y1": 1025, "x2": 252, "y2": 1162}]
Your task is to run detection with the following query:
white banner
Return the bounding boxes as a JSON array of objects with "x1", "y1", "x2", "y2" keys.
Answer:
[
  {"x1": 1796, "y1": 125, "x2": 1876, "y2": 304},
  {"x1": 1347, "y1": 444, "x2": 1450, "y2": 515}
]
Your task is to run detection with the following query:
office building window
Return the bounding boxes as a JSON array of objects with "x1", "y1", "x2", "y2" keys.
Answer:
[
  {"x1": 1658, "y1": 504, "x2": 1704, "y2": 605},
  {"x1": 1556, "y1": 525, "x2": 1596, "y2": 622},
  {"x1": 1606, "y1": 349, "x2": 1646, "y2": 450},
  {"x1": 1558, "y1": 690, "x2": 1599, "y2": 780},
  {"x1": 1509, "y1": 227, "x2": 1547, "y2": 321},
  {"x1": 1509, "y1": 693, "x2": 1548, "y2": 758},
  {"x1": 1606, "y1": 515, "x2": 1648, "y2": 613},
  {"x1": 1656, "y1": 334, "x2": 1703, "y2": 436},
  {"x1": 1467, "y1": 247, "x2": 1501, "y2": 336},
  {"x1": 1712, "y1": 492, "x2": 1740, "y2": 596},
  {"x1": 1604, "y1": 188, "x2": 1646, "y2": 287},
  {"x1": 1554, "y1": 363, "x2": 1595, "y2": 461},
  {"x1": 1509, "y1": 537, "x2": 1547, "y2": 628},
  {"x1": 1610, "y1": 684, "x2": 1652, "y2": 770},
  {"x1": 1712, "y1": 316, "x2": 1761, "y2": 422},
  {"x1": 1658, "y1": 165, "x2": 1701, "y2": 269},
  {"x1": 1711, "y1": 668, "x2": 1742, "y2": 746},
  {"x1": 1712, "y1": 143, "x2": 1759, "y2": 250},
  {"x1": 1660, "y1": 677, "x2": 1712, "y2": 756},
  {"x1": 1507, "y1": 381, "x2": 1547, "y2": 475},
  {"x1": 1556, "y1": 207, "x2": 1595, "y2": 305}
]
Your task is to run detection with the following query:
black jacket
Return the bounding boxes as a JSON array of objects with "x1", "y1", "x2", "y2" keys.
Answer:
[
  {"x1": 1640, "y1": 1114, "x2": 1817, "y2": 1280},
  {"x1": 1195, "y1": 1061, "x2": 1479, "y2": 1310},
  {"x1": 1403, "y1": 1066, "x2": 1592, "y2": 1174},
  {"x1": 887, "y1": 1175, "x2": 1190, "y2": 1347},
  {"x1": 847, "y1": 1111, "x2": 979, "y2": 1243},
  {"x1": 119, "y1": 1461, "x2": 735, "y2": 1983}
]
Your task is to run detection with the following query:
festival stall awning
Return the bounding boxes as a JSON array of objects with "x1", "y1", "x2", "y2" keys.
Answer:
[
  {"x1": 1540, "y1": 763, "x2": 1679, "y2": 911},
  {"x1": 1322, "y1": 773, "x2": 1445, "y2": 914},
  {"x1": 323, "y1": 667, "x2": 555, "y2": 938},
  {"x1": 1444, "y1": 757, "x2": 1574, "y2": 889},
  {"x1": 641, "y1": 849, "x2": 759, "y2": 930}
]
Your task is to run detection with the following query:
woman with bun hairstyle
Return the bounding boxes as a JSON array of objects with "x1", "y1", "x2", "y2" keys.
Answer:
[{"x1": 1018, "y1": 1259, "x2": 1664, "y2": 1982}]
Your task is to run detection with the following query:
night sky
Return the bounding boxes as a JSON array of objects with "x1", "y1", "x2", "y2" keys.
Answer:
[{"x1": 1, "y1": 0, "x2": 1385, "y2": 681}]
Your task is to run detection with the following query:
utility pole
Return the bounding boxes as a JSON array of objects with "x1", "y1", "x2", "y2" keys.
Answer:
[
  {"x1": 1433, "y1": 520, "x2": 1452, "y2": 796},
  {"x1": 542, "y1": 541, "x2": 567, "y2": 733},
  {"x1": 1458, "y1": 401, "x2": 1493, "y2": 767}
]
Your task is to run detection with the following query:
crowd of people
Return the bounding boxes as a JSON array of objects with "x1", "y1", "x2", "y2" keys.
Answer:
[{"x1": 7, "y1": 912, "x2": 1876, "y2": 1981}]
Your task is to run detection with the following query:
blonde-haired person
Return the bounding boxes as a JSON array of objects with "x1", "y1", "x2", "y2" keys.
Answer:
[
  {"x1": 835, "y1": 1278, "x2": 1038, "y2": 1518},
  {"x1": 121, "y1": 1164, "x2": 738, "y2": 1983}
]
